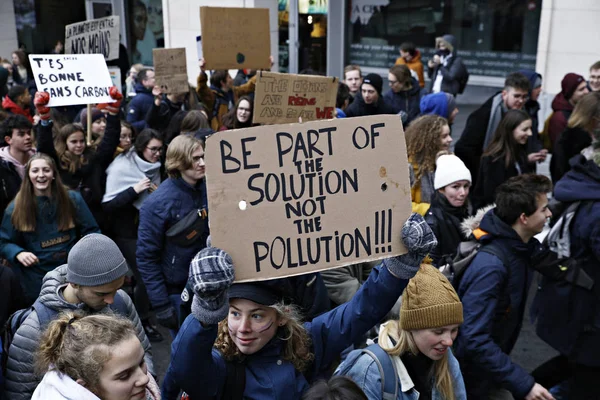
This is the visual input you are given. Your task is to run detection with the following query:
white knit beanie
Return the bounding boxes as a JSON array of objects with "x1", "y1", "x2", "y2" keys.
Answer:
[{"x1": 434, "y1": 154, "x2": 471, "y2": 190}]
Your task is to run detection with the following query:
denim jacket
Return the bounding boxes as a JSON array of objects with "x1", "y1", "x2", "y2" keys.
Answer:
[{"x1": 336, "y1": 346, "x2": 466, "y2": 400}]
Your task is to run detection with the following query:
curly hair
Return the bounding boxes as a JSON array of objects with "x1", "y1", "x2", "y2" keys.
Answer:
[
  {"x1": 405, "y1": 115, "x2": 448, "y2": 180},
  {"x1": 214, "y1": 302, "x2": 314, "y2": 372}
]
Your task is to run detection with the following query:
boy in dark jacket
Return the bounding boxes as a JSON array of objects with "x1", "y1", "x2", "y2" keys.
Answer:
[
  {"x1": 454, "y1": 174, "x2": 554, "y2": 399},
  {"x1": 454, "y1": 73, "x2": 530, "y2": 188},
  {"x1": 345, "y1": 73, "x2": 395, "y2": 117},
  {"x1": 126, "y1": 68, "x2": 155, "y2": 131}
]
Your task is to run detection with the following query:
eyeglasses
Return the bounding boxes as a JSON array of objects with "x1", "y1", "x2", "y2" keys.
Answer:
[
  {"x1": 388, "y1": 79, "x2": 398, "y2": 85},
  {"x1": 146, "y1": 146, "x2": 163, "y2": 154}
]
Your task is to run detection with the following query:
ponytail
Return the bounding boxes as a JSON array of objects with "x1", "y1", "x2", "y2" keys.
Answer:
[{"x1": 35, "y1": 311, "x2": 137, "y2": 394}]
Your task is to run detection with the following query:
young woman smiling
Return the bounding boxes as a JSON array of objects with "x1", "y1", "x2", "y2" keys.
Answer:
[
  {"x1": 472, "y1": 110, "x2": 533, "y2": 210},
  {"x1": 336, "y1": 264, "x2": 466, "y2": 400},
  {"x1": 0, "y1": 154, "x2": 99, "y2": 305},
  {"x1": 34, "y1": 88, "x2": 123, "y2": 231},
  {"x1": 220, "y1": 95, "x2": 254, "y2": 131}
]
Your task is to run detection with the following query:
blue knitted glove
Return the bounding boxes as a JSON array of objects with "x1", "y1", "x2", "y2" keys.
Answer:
[
  {"x1": 189, "y1": 247, "x2": 235, "y2": 324},
  {"x1": 384, "y1": 213, "x2": 437, "y2": 279}
]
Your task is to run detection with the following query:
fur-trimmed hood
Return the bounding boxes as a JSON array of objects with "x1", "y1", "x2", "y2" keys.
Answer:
[{"x1": 461, "y1": 204, "x2": 495, "y2": 238}]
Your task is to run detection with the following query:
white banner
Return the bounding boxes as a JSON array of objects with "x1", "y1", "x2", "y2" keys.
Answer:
[
  {"x1": 65, "y1": 16, "x2": 120, "y2": 61},
  {"x1": 29, "y1": 54, "x2": 114, "y2": 107}
]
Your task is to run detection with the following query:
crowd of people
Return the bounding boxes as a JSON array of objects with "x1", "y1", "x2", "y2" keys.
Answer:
[{"x1": 0, "y1": 34, "x2": 598, "y2": 400}]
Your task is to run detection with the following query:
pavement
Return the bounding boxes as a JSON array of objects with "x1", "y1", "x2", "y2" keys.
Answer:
[{"x1": 149, "y1": 93, "x2": 558, "y2": 384}]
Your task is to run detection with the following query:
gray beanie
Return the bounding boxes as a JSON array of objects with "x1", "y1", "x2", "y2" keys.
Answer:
[{"x1": 67, "y1": 234, "x2": 128, "y2": 286}]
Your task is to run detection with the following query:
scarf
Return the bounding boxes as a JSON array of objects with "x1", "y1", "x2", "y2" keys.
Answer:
[
  {"x1": 145, "y1": 371, "x2": 161, "y2": 400},
  {"x1": 103, "y1": 150, "x2": 161, "y2": 209},
  {"x1": 483, "y1": 92, "x2": 506, "y2": 150}
]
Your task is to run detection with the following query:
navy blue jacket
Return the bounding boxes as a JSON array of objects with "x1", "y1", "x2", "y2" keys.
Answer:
[
  {"x1": 454, "y1": 209, "x2": 538, "y2": 399},
  {"x1": 383, "y1": 78, "x2": 422, "y2": 126},
  {"x1": 136, "y1": 177, "x2": 208, "y2": 311},
  {"x1": 165, "y1": 265, "x2": 408, "y2": 400},
  {"x1": 532, "y1": 155, "x2": 600, "y2": 366},
  {"x1": 126, "y1": 83, "x2": 154, "y2": 131}
]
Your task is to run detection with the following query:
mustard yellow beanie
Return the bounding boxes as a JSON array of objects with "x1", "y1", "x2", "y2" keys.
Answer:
[{"x1": 400, "y1": 264, "x2": 463, "y2": 330}]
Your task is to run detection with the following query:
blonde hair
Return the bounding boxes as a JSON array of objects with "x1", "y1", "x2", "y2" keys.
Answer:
[
  {"x1": 567, "y1": 91, "x2": 600, "y2": 132},
  {"x1": 36, "y1": 312, "x2": 138, "y2": 395},
  {"x1": 379, "y1": 320, "x2": 456, "y2": 400},
  {"x1": 165, "y1": 134, "x2": 203, "y2": 178},
  {"x1": 405, "y1": 115, "x2": 449, "y2": 180},
  {"x1": 214, "y1": 302, "x2": 314, "y2": 372}
]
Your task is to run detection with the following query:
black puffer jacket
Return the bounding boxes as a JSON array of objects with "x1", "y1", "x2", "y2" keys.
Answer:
[{"x1": 345, "y1": 93, "x2": 395, "y2": 117}]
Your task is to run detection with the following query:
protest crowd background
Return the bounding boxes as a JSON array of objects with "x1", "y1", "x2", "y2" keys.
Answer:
[{"x1": 0, "y1": 2, "x2": 599, "y2": 400}]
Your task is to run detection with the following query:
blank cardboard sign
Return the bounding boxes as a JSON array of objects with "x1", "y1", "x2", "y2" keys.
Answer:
[
  {"x1": 205, "y1": 115, "x2": 411, "y2": 282},
  {"x1": 153, "y1": 48, "x2": 188, "y2": 94},
  {"x1": 200, "y1": 7, "x2": 270, "y2": 70},
  {"x1": 253, "y1": 72, "x2": 339, "y2": 125}
]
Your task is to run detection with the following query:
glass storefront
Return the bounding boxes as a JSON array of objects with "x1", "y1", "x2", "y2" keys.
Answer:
[{"x1": 347, "y1": 0, "x2": 542, "y2": 78}]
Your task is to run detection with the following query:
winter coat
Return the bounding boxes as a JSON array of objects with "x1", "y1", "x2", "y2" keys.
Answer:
[
  {"x1": 532, "y1": 154, "x2": 600, "y2": 367},
  {"x1": 31, "y1": 369, "x2": 161, "y2": 400},
  {"x1": 549, "y1": 126, "x2": 591, "y2": 184},
  {"x1": 395, "y1": 50, "x2": 425, "y2": 88},
  {"x1": 126, "y1": 83, "x2": 154, "y2": 131},
  {"x1": 548, "y1": 93, "x2": 573, "y2": 148},
  {"x1": 136, "y1": 177, "x2": 209, "y2": 311},
  {"x1": 383, "y1": 78, "x2": 422, "y2": 126},
  {"x1": 454, "y1": 208, "x2": 540, "y2": 399},
  {"x1": 517, "y1": 70, "x2": 544, "y2": 165},
  {"x1": 0, "y1": 191, "x2": 99, "y2": 303},
  {"x1": 336, "y1": 324, "x2": 466, "y2": 400},
  {"x1": 425, "y1": 192, "x2": 470, "y2": 267},
  {"x1": 427, "y1": 36, "x2": 466, "y2": 97},
  {"x1": 165, "y1": 265, "x2": 408, "y2": 400},
  {"x1": 36, "y1": 115, "x2": 121, "y2": 231},
  {"x1": 454, "y1": 92, "x2": 504, "y2": 188},
  {"x1": 1, "y1": 96, "x2": 33, "y2": 122},
  {"x1": 196, "y1": 72, "x2": 257, "y2": 131},
  {"x1": 321, "y1": 263, "x2": 374, "y2": 306},
  {"x1": 145, "y1": 95, "x2": 185, "y2": 132},
  {"x1": 472, "y1": 152, "x2": 532, "y2": 211},
  {"x1": 0, "y1": 265, "x2": 25, "y2": 328},
  {"x1": 4, "y1": 265, "x2": 154, "y2": 400},
  {"x1": 0, "y1": 157, "x2": 23, "y2": 214},
  {"x1": 345, "y1": 93, "x2": 396, "y2": 118}
]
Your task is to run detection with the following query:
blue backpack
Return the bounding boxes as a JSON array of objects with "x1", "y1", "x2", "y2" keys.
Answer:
[
  {"x1": 337, "y1": 343, "x2": 398, "y2": 400},
  {"x1": 1, "y1": 293, "x2": 128, "y2": 376}
]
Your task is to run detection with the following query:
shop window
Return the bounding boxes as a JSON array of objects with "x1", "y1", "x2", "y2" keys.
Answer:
[{"x1": 347, "y1": 0, "x2": 541, "y2": 78}]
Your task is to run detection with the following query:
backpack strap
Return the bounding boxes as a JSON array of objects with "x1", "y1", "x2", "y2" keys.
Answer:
[
  {"x1": 361, "y1": 343, "x2": 398, "y2": 400},
  {"x1": 31, "y1": 299, "x2": 58, "y2": 329},
  {"x1": 478, "y1": 242, "x2": 511, "y2": 270}
]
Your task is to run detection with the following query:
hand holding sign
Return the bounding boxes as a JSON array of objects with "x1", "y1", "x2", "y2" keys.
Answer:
[
  {"x1": 34, "y1": 92, "x2": 51, "y2": 120},
  {"x1": 97, "y1": 86, "x2": 123, "y2": 115}
]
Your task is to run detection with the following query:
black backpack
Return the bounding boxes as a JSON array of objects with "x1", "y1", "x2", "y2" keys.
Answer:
[
  {"x1": 456, "y1": 59, "x2": 470, "y2": 94},
  {"x1": 440, "y1": 240, "x2": 509, "y2": 290}
]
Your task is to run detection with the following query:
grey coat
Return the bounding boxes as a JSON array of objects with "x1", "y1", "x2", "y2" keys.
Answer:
[{"x1": 4, "y1": 265, "x2": 154, "y2": 400}]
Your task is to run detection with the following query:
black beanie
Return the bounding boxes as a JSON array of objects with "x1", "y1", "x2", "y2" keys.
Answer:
[{"x1": 363, "y1": 73, "x2": 383, "y2": 96}]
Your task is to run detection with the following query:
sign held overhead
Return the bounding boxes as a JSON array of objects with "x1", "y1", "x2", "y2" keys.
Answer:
[
  {"x1": 65, "y1": 16, "x2": 120, "y2": 61},
  {"x1": 200, "y1": 7, "x2": 270, "y2": 70},
  {"x1": 29, "y1": 54, "x2": 115, "y2": 107},
  {"x1": 152, "y1": 48, "x2": 189, "y2": 94},
  {"x1": 205, "y1": 115, "x2": 411, "y2": 282},
  {"x1": 254, "y1": 71, "x2": 339, "y2": 125}
]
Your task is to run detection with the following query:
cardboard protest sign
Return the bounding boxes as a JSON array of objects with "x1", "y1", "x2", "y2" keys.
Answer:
[
  {"x1": 200, "y1": 7, "x2": 270, "y2": 70},
  {"x1": 205, "y1": 115, "x2": 411, "y2": 282},
  {"x1": 253, "y1": 71, "x2": 338, "y2": 125},
  {"x1": 152, "y1": 48, "x2": 188, "y2": 94},
  {"x1": 65, "y1": 16, "x2": 120, "y2": 61},
  {"x1": 29, "y1": 54, "x2": 114, "y2": 107}
]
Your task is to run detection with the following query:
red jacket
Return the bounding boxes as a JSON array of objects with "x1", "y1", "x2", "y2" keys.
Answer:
[
  {"x1": 548, "y1": 93, "x2": 573, "y2": 148},
  {"x1": 1, "y1": 96, "x2": 33, "y2": 122}
]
